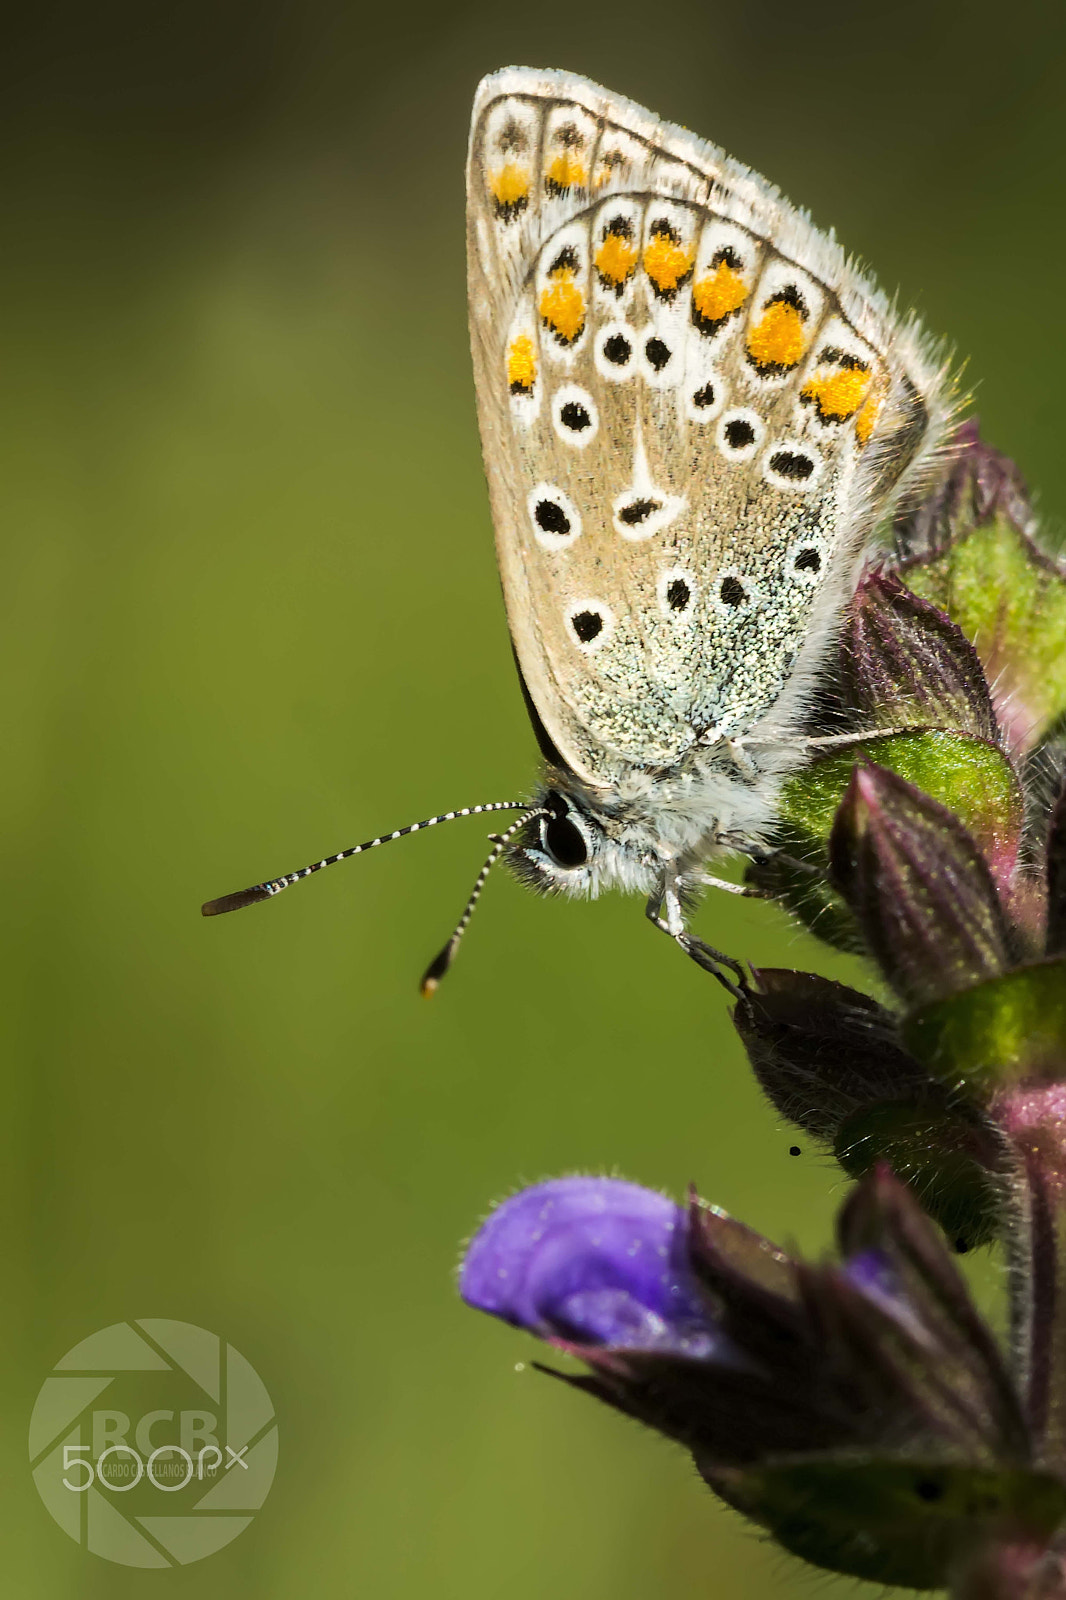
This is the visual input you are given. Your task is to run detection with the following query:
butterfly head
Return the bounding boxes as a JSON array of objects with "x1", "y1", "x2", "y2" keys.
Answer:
[
  {"x1": 505, "y1": 787, "x2": 597, "y2": 894},
  {"x1": 503, "y1": 780, "x2": 662, "y2": 903}
]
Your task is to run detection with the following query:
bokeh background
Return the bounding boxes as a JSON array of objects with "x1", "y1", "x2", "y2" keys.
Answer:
[{"x1": 4, "y1": 1, "x2": 1065, "y2": 1593}]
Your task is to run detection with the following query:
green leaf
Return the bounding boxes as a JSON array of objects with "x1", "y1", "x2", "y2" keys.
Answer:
[
  {"x1": 750, "y1": 732, "x2": 1024, "y2": 947},
  {"x1": 903, "y1": 518, "x2": 1066, "y2": 754},
  {"x1": 903, "y1": 957, "x2": 1066, "y2": 1092},
  {"x1": 705, "y1": 1455, "x2": 1066, "y2": 1588}
]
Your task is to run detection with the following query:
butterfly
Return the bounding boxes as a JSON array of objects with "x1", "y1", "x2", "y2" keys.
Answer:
[{"x1": 203, "y1": 68, "x2": 953, "y2": 991}]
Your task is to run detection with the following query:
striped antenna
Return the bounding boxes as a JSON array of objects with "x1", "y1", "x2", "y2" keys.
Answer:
[
  {"x1": 420, "y1": 811, "x2": 547, "y2": 997},
  {"x1": 201, "y1": 802, "x2": 532, "y2": 918}
]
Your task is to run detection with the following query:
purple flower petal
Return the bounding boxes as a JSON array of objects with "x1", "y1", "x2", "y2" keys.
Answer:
[
  {"x1": 843, "y1": 1247, "x2": 902, "y2": 1301},
  {"x1": 843, "y1": 1246, "x2": 926, "y2": 1340},
  {"x1": 460, "y1": 1177, "x2": 723, "y2": 1357}
]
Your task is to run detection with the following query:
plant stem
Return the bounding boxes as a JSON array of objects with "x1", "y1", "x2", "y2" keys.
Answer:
[{"x1": 996, "y1": 1085, "x2": 1066, "y2": 1470}]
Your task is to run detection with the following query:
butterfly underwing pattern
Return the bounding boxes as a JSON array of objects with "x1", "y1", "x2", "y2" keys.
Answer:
[
  {"x1": 465, "y1": 67, "x2": 954, "y2": 952},
  {"x1": 204, "y1": 68, "x2": 955, "y2": 990}
]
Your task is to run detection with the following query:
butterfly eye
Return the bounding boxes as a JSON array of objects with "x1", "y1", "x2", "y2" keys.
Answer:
[{"x1": 542, "y1": 812, "x2": 589, "y2": 869}]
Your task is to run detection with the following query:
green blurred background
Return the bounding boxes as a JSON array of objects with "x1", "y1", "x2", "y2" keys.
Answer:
[{"x1": 3, "y1": 1, "x2": 1064, "y2": 1592}]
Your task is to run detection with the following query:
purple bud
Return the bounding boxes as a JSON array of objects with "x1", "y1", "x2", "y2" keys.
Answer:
[
  {"x1": 829, "y1": 763, "x2": 1013, "y2": 1006},
  {"x1": 733, "y1": 967, "x2": 929, "y2": 1141},
  {"x1": 843, "y1": 570, "x2": 997, "y2": 741},
  {"x1": 460, "y1": 1177, "x2": 722, "y2": 1357},
  {"x1": 893, "y1": 421, "x2": 1066, "y2": 757}
]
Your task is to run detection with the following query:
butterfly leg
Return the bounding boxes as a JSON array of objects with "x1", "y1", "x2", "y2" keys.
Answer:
[{"x1": 644, "y1": 877, "x2": 746, "y2": 994}]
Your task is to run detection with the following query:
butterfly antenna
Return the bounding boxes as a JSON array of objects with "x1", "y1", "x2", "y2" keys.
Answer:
[
  {"x1": 420, "y1": 810, "x2": 547, "y2": 998},
  {"x1": 201, "y1": 802, "x2": 532, "y2": 917}
]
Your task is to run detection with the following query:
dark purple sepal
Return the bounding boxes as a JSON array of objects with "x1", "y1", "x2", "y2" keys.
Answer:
[
  {"x1": 732, "y1": 967, "x2": 928, "y2": 1141},
  {"x1": 536, "y1": 1341, "x2": 858, "y2": 1462},
  {"x1": 829, "y1": 762, "x2": 1014, "y2": 1005},
  {"x1": 701, "y1": 1456, "x2": 1066, "y2": 1590},
  {"x1": 835, "y1": 1167, "x2": 1028, "y2": 1460},
  {"x1": 843, "y1": 569, "x2": 998, "y2": 741}
]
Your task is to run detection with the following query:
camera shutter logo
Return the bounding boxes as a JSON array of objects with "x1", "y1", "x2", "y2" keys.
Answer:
[{"x1": 29, "y1": 1320, "x2": 278, "y2": 1567}]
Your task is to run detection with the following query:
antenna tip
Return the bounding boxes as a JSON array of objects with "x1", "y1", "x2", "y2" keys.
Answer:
[
  {"x1": 201, "y1": 886, "x2": 272, "y2": 917},
  {"x1": 419, "y1": 943, "x2": 454, "y2": 998}
]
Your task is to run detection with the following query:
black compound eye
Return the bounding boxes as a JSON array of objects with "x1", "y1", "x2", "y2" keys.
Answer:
[{"x1": 543, "y1": 812, "x2": 589, "y2": 869}]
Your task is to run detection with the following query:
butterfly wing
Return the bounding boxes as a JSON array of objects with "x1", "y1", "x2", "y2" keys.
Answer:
[{"x1": 467, "y1": 68, "x2": 952, "y2": 789}]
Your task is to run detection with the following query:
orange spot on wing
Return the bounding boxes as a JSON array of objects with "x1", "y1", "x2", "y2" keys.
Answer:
[
  {"x1": 801, "y1": 366, "x2": 871, "y2": 422},
  {"x1": 691, "y1": 261, "x2": 748, "y2": 328},
  {"x1": 545, "y1": 153, "x2": 587, "y2": 194},
  {"x1": 594, "y1": 232, "x2": 638, "y2": 289},
  {"x1": 506, "y1": 335, "x2": 537, "y2": 394},
  {"x1": 643, "y1": 231, "x2": 695, "y2": 297},
  {"x1": 746, "y1": 302, "x2": 808, "y2": 373},
  {"x1": 855, "y1": 390, "x2": 882, "y2": 446},
  {"x1": 490, "y1": 164, "x2": 530, "y2": 215},
  {"x1": 539, "y1": 268, "x2": 585, "y2": 345}
]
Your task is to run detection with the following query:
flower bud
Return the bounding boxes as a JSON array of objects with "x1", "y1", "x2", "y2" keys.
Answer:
[
  {"x1": 732, "y1": 967, "x2": 927, "y2": 1142},
  {"x1": 732, "y1": 967, "x2": 1000, "y2": 1248},
  {"x1": 843, "y1": 570, "x2": 997, "y2": 741},
  {"x1": 460, "y1": 1170, "x2": 1043, "y2": 1589},
  {"x1": 895, "y1": 421, "x2": 1066, "y2": 757},
  {"x1": 459, "y1": 1177, "x2": 722, "y2": 1358},
  {"x1": 829, "y1": 763, "x2": 1013, "y2": 1006}
]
